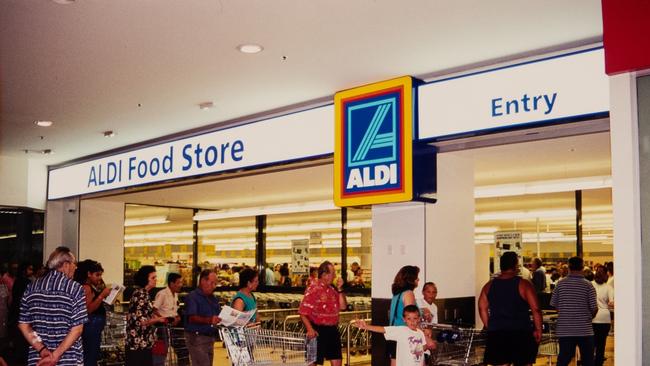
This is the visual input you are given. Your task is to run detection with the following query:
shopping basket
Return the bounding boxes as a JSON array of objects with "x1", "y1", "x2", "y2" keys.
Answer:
[
  {"x1": 219, "y1": 326, "x2": 317, "y2": 366},
  {"x1": 422, "y1": 323, "x2": 486, "y2": 366}
]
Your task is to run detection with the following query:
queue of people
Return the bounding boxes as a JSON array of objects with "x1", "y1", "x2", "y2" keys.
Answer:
[{"x1": 4, "y1": 245, "x2": 615, "y2": 366}]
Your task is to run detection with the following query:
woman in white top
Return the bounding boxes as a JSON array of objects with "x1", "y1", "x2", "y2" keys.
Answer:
[
  {"x1": 416, "y1": 282, "x2": 438, "y2": 324},
  {"x1": 592, "y1": 266, "x2": 614, "y2": 366}
]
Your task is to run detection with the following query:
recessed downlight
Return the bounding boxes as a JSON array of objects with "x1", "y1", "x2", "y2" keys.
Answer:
[
  {"x1": 52, "y1": 0, "x2": 76, "y2": 4},
  {"x1": 237, "y1": 44, "x2": 264, "y2": 54},
  {"x1": 34, "y1": 120, "x2": 53, "y2": 127},
  {"x1": 198, "y1": 101, "x2": 214, "y2": 110}
]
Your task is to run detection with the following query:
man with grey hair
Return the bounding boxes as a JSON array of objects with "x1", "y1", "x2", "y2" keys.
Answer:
[{"x1": 18, "y1": 246, "x2": 88, "y2": 366}]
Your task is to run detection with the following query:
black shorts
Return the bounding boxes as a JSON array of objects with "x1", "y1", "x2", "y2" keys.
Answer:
[
  {"x1": 484, "y1": 330, "x2": 538, "y2": 365},
  {"x1": 385, "y1": 340, "x2": 397, "y2": 359},
  {"x1": 313, "y1": 324, "x2": 342, "y2": 364}
]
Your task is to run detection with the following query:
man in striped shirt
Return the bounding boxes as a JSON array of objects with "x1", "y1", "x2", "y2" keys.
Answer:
[
  {"x1": 550, "y1": 256, "x2": 598, "y2": 366},
  {"x1": 18, "y1": 247, "x2": 88, "y2": 366}
]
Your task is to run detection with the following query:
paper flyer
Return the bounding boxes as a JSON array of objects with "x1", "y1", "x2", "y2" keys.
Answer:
[
  {"x1": 218, "y1": 305, "x2": 256, "y2": 327},
  {"x1": 103, "y1": 283, "x2": 125, "y2": 305}
]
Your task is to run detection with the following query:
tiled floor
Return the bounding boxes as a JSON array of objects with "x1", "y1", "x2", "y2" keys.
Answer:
[{"x1": 213, "y1": 334, "x2": 614, "y2": 365}]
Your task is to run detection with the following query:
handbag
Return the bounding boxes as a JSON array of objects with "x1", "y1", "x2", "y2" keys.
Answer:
[{"x1": 151, "y1": 338, "x2": 167, "y2": 356}]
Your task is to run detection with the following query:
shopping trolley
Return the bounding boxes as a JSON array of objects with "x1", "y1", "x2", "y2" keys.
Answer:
[
  {"x1": 422, "y1": 323, "x2": 486, "y2": 366},
  {"x1": 154, "y1": 325, "x2": 190, "y2": 366},
  {"x1": 538, "y1": 318, "x2": 559, "y2": 366},
  {"x1": 219, "y1": 326, "x2": 317, "y2": 366}
]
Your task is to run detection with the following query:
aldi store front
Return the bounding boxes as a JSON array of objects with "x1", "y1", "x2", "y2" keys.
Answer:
[{"x1": 46, "y1": 45, "x2": 622, "y2": 364}]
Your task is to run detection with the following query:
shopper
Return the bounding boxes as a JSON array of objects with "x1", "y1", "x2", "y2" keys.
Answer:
[
  {"x1": 264, "y1": 263, "x2": 276, "y2": 286},
  {"x1": 299, "y1": 261, "x2": 347, "y2": 366},
  {"x1": 184, "y1": 269, "x2": 222, "y2": 366},
  {"x1": 18, "y1": 246, "x2": 88, "y2": 366},
  {"x1": 231, "y1": 268, "x2": 259, "y2": 322},
  {"x1": 530, "y1": 257, "x2": 547, "y2": 293},
  {"x1": 126, "y1": 265, "x2": 166, "y2": 366},
  {"x1": 417, "y1": 282, "x2": 438, "y2": 323},
  {"x1": 387, "y1": 265, "x2": 420, "y2": 366},
  {"x1": 592, "y1": 266, "x2": 614, "y2": 366},
  {"x1": 478, "y1": 251, "x2": 542, "y2": 366},
  {"x1": 550, "y1": 256, "x2": 598, "y2": 366},
  {"x1": 8, "y1": 262, "x2": 34, "y2": 365},
  {"x1": 74, "y1": 259, "x2": 112, "y2": 366},
  {"x1": 153, "y1": 272, "x2": 184, "y2": 366},
  {"x1": 353, "y1": 305, "x2": 435, "y2": 366},
  {"x1": 280, "y1": 263, "x2": 292, "y2": 287}
]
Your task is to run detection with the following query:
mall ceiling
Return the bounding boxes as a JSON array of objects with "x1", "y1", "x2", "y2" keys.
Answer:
[{"x1": 1, "y1": 1, "x2": 603, "y2": 166}]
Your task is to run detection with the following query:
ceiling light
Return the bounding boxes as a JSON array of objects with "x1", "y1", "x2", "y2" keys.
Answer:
[
  {"x1": 52, "y1": 0, "x2": 75, "y2": 3},
  {"x1": 193, "y1": 200, "x2": 337, "y2": 221},
  {"x1": 124, "y1": 215, "x2": 170, "y2": 227},
  {"x1": 475, "y1": 176, "x2": 612, "y2": 198},
  {"x1": 198, "y1": 101, "x2": 214, "y2": 110},
  {"x1": 237, "y1": 44, "x2": 264, "y2": 54},
  {"x1": 475, "y1": 209, "x2": 576, "y2": 221},
  {"x1": 103, "y1": 131, "x2": 116, "y2": 138},
  {"x1": 34, "y1": 120, "x2": 53, "y2": 127}
]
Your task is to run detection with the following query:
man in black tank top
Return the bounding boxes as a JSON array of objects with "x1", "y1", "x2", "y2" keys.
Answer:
[{"x1": 478, "y1": 251, "x2": 543, "y2": 366}]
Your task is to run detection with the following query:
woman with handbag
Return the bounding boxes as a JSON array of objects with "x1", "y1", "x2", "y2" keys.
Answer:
[
  {"x1": 387, "y1": 265, "x2": 420, "y2": 366},
  {"x1": 126, "y1": 265, "x2": 166, "y2": 366}
]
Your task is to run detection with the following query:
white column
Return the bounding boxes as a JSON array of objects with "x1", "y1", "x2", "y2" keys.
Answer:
[
  {"x1": 609, "y1": 72, "x2": 642, "y2": 365},
  {"x1": 79, "y1": 199, "x2": 125, "y2": 286},
  {"x1": 44, "y1": 198, "x2": 80, "y2": 261},
  {"x1": 424, "y1": 152, "x2": 475, "y2": 299},
  {"x1": 371, "y1": 202, "x2": 426, "y2": 299}
]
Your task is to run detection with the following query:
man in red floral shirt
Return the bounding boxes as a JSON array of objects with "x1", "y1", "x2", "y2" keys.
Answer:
[{"x1": 299, "y1": 261, "x2": 347, "y2": 366}]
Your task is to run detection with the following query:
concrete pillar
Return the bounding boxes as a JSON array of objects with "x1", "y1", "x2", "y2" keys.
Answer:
[
  {"x1": 79, "y1": 199, "x2": 125, "y2": 286},
  {"x1": 609, "y1": 72, "x2": 642, "y2": 365},
  {"x1": 44, "y1": 197, "x2": 80, "y2": 262}
]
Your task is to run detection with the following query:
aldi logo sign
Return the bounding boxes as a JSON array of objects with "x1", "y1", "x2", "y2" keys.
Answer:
[{"x1": 334, "y1": 76, "x2": 414, "y2": 206}]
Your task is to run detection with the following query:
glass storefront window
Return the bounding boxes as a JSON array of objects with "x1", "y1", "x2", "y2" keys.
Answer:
[
  {"x1": 476, "y1": 188, "x2": 613, "y2": 278},
  {"x1": 123, "y1": 204, "x2": 194, "y2": 287},
  {"x1": 346, "y1": 207, "x2": 372, "y2": 288},
  {"x1": 582, "y1": 188, "x2": 613, "y2": 267},
  {"x1": 197, "y1": 216, "x2": 257, "y2": 287},
  {"x1": 265, "y1": 209, "x2": 342, "y2": 287},
  {"x1": 475, "y1": 191, "x2": 578, "y2": 272}
]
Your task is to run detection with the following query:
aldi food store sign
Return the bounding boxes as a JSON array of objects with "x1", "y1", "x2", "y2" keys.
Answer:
[{"x1": 334, "y1": 76, "x2": 414, "y2": 206}]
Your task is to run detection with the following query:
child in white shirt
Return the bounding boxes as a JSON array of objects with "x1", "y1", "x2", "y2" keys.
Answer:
[{"x1": 354, "y1": 305, "x2": 435, "y2": 366}]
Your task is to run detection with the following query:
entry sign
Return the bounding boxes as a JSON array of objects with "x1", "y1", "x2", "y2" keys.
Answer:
[{"x1": 334, "y1": 76, "x2": 413, "y2": 206}]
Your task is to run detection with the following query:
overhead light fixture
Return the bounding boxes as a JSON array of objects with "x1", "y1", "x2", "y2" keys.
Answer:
[
  {"x1": 124, "y1": 215, "x2": 170, "y2": 227},
  {"x1": 475, "y1": 209, "x2": 576, "y2": 221},
  {"x1": 23, "y1": 149, "x2": 53, "y2": 155},
  {"x1": 193, "y1": 200, "x2": 337, "y2": 221},
  {"x1": 52, "y1": 0, "x2": 75, "y2": 4},
  {"x1": 34, "y1": 120, "x2": 53, "y2": 127},
  {"x1": 237, "y1": 44, "x2": 264, "y2": 54},
  {"x1": 198, "y1": 101, "x2": 214, "y2": 110},
  {"x1": 475, "y1": 176, "x2": 612, "y2": 198},
  {"x1": 103, "y1": 130, "x2": 116, "y2": 138}
]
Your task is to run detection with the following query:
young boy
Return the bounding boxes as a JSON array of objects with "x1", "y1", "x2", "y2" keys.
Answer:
[{"x1": 354, "y1": 305, "x2": 435, "y2": 366}]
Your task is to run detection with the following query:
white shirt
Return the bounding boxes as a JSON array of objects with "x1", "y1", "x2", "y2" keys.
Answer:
[
  {"x1": 265, "y1": 268, "x2": 276, "y2": 285},
  {"x1": 416, "y1": 298, "x2": 438, "y2": 323},
  {"x1": 153, "y1": 287, "x2": 179, "y2": 318},
  {"x1": 592, "y1": 281, "x2": 614, "y2": 324},
  {"x1": 384, "y1": 326, "x2": 427, "y2": 366}
]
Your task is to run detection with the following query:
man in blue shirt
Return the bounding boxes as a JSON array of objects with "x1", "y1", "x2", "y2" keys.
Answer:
[{"x1": 184, "y1": 269, "x2": 221, "y2": 366}]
